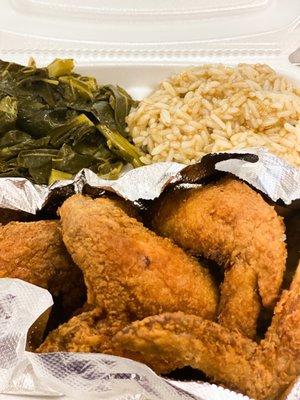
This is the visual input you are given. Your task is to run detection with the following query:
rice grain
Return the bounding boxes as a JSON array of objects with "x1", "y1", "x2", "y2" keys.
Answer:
[{"x1": 127, "y1": 64, "x2": 300, "y2": 167}]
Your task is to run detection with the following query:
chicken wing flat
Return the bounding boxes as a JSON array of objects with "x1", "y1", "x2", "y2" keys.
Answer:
[
  {"x1": 59, "y1": 194, "x2": 218, "y2": 321},
  {"x1": 37, "y1": 307, "x2": 125, "y2": 355},
  {"x1": 0, "y1": 220, "x2": 85, "y2": 317},
  {"x1": 152, "y1": 178, "x2": 287, "y2": 338},
  {"x1": 114, "y1": 312, "x2": 256, "y2": 376},
  {"x1": 113, "y1": 263, "x2": 300, "y2": 400}
]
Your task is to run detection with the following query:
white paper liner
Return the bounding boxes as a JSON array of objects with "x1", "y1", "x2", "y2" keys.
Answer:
[
  {"x1": 0, "y1": 279, "x2": 52, "y2": 392},
  {"x1": 0, "y1": 279, "x2": 299, "y2": 399},
  {"x1": 168, "y1": 381, "x2": 252, "y2": 400},
  {"x1": 0, "y1": 280, "x2": 195, "y2": 400},
  {"x1": 0, "y1": 147, "x2": 299, "y2": 399}
]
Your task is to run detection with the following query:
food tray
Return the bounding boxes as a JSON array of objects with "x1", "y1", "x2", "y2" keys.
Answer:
[
  {"x1": 1, "y1": 0, "x2": 300, "y2": 64},
  {"x1": 0, "y1": 1, "x2": 299, "y2": 399}
]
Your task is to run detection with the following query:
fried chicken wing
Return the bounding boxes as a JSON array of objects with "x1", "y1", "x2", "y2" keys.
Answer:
[
  {"x1": 152, "y1": 178, "x2": 287, "y2": 338},
  {"x1": 0, "y1": 220, "x2": 85, "y2": 318},
  {"x1": 114, "y1": 312, "x2": 256, "y2": 375},
  {"x1": 113, "y1": 262, "x2": 300, "y2": 400},
  {"x1": 58, "y1": 194, "x2": 218, "y2": 321},
  {"x1": 218, "y1": 264, "x2": 261, "y2": 339},
  {"x1": 39, "y1": 194, "x2": 217, "y2": 367},
  {"x1": 37, "y1": 305, "x2": 177, "y2": 373},
  {"x1": 37, "y1": 308, "x2": 125, "y2": 355}
]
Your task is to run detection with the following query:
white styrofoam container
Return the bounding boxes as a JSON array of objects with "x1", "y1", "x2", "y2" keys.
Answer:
[
  {"x1": 0, "y1": 1, "x2": 299, "y2": 400},
  {"x1": 1, "y1": 0, "x2": 299, "y2": 92},
  {"x1": 0, "y1": 0, "x2": 299, "y2": 65}
]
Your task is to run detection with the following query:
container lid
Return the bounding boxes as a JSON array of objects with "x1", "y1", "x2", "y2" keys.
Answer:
[{"x1": 0, "y1": 0, "x2": 300, "y2": 64}]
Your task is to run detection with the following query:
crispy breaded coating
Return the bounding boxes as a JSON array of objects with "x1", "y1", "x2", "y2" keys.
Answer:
[
  {"x1": 0, "y1": 220, "x2": 85, "y2": 317},
  {"x1": 113, "y1": 263, "x2": 300, "y2": 400},
  {"x1": 59, "y1": 194, "x2": 218, "y2": 321},
  {"x1": 37, "y1": 308, "x2": 125, "y2": 354},
  {"x1": 284, "y1": 211, "x2": 300, "y2": 289},
  {"x1": 152, "y1": 178, "x2": 287, "y2": 338},
  {"x1": 107, "y1": 196, "x2": 141, "y2": 220},
  {"x1": 218, "y1": 264, "x2": 261, "y2": 339},
  {"x1": 114, "y1": 312, "x2": 257, "y2": 376},
  {"x1": 257, "y1": 263, "x2": 300, "y2": 399}
]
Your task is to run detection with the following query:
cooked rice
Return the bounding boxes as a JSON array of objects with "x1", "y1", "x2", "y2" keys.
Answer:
[{"x1": 126, "y1": 64, "x2": 300, "y2": 167}]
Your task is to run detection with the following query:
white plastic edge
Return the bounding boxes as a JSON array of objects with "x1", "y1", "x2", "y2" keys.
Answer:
[{"x1": 0, "y1": 0, "x2": 300, "y2": 64}]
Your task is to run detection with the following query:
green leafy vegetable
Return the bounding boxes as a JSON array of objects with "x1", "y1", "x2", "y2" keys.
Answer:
[
  {"x1": 17, "y1": 100, "x2": 77, "y2": 138},
  {"x1": 96, "y1": 160, "x2": 124, "y2": 180},
  {"x1": 97, "y1": 85, "x2": 137, "y2": 135},
  {"x1": 47, "y1": 59, "x2": 74, "y2": 78},
  {"x1": 52, "y1": 144, "x2": 95, "y2": 174},
  {"x1": 18, "y1": 149, "x2": 58, "y2": 184},
  {"x1": 91, "y1": 101, "x2": 117, "y2": 130},
  {"x1": 48, "y1": 169, "x2": 73, "y2": 185},
  {"x1": 49, "y1": 114, "x2": 95, "y2": 148},
  {"x1": 97, "y1": 124, "x2": 143, "y2": 167},
  {"x1": 0, "y1": 130, "x2": 30, "y2": 147},
  {"x1": 0, "y1": 58, "x2": 143, "y2": 184},
  {"x1": 0, "y1": 130, "x2": 50, "y2": 160},
  {"x1": 0, "y1": 95, "x2": 18, "y2": 134},
  {"x1": 59, "y1": 76, "x2": 95, "y2": 100},
  {"x1": 0, "y1": 158, "x2": 25, "y2": 178}
]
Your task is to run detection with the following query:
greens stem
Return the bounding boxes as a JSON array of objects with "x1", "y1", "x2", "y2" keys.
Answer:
[{"x1": 97, "y1": 124, "x2": 143, "y2": 167}]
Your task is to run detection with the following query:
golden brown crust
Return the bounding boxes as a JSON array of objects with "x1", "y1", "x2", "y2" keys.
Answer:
[
  {"x1": 0, "y1": 220, "x2": 85, "y2": 316},
  {"x1": 59, "y1": 194, "x2": 218, "y2": 321},
  {"x1": 257, "y1": 264, "x2": 300, "y2": 399},
  {"x1": 36, "y1": 191, "x2": 298, "y2": 400},
  {"x1": 107, "y1": 196, "x2": 141, "y2": 220},
  {"x1": 113, "y1": 263, "x2": 300, "y2": 400},
  {"x1": 40, "y1": 194, "x2": 217, "y2": 375},
  {"x1": 218, "y1": 264, "x2": 261, "y2": 339},
  {"x1": 152, "y1": 178, "x2": 287, "y2": 337},
  {"x1": 37, "y1": 308, "x2": 126, "y2": 354},
  {"x1": 113, "y1": 312, "x2": 257, "y2": 377}
]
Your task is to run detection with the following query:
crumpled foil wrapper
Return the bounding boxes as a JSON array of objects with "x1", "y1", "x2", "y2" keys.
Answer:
[
  {"x1": 0, "y1": 147, "x2": 299, "y2": 218},
  {"x1": 0, "y1": 147, "x2": 299, "y2": 400}
]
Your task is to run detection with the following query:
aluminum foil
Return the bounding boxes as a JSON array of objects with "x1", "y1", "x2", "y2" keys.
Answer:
[
  {"x1": 0, "y1": 147, "x2": 299, "y2": 400},
  {"x1": 0, "y1": 148, "x2": 299, "y2": 218}
]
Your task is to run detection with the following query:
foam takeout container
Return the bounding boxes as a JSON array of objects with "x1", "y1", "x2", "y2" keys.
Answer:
[
  {"x1": 0, "y1": 1, "x2": 300, "y2": 399},
  {"x1": 1, "y1": 0, "x2": 300, "y2": 92}
]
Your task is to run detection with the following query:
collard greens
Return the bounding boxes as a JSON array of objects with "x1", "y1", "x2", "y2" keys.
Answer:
[{"x1": 0, "y1": 58, "x2": 142, "y2": 184}]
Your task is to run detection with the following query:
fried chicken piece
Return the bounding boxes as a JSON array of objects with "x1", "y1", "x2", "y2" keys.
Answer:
[
  {"x1": 38, "y1": 309, "x2": 182, "y2": 375},
  {"x1": 114, "y1": 263, "x2": 300, "y2": 400},
  {"x1": 106, "y1": 195, "x2": 141, "y2": 221},
  {"x1": 283, "y1": 211, "x2": 300, "y2": 289},
  {"x1": 59, "y1": 194, "x2": 218, "y2": 321},
  {"x1": 38, "y1": 306, "x2": 180, "y2": 373},
  {"x1": 37, "y1": 308, "x2": 126, "y2": 355},
  {"x1": 39, "y1": 194, "x2": 217, "y2": 370},
  {"x1": 218, "y1": 264, "x2": 261, "y2": 339},
  {"x1": 114, "y1": 312, "x2": 256, "y2": 375},
  {"x1": 152, "y1": 178, "x2": 287, "y2": 338},
  {"x1": 0, "y1": 220, "x2": 85, "y2": 318}
]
